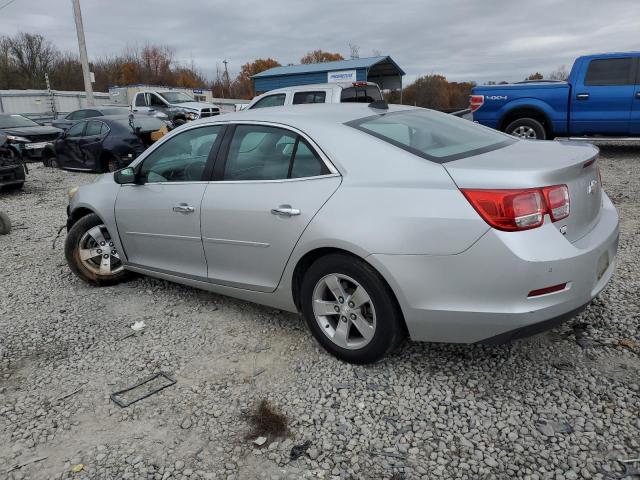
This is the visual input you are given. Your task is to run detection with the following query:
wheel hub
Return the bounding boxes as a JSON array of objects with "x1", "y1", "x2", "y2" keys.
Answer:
[
  {"x1": 78, "y1": 225, "x2": 123, "y2": 276},
  {"x1": 311, "y1": 273, "x2": 376, "y2": 350}
]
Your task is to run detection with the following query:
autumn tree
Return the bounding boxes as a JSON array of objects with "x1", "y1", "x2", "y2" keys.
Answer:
[
  {"x1": 527, "y1": 72, "x2": 544, "y2": 81},
  {"x1": 300, "y1": 50, "x2": 344, "y2": 64},
  {"x1": 233, "y1": 58, "x2": 281, "y2": 99},
  {"x1": 402, "y1": 74, "x2": 474, "y2": 110}
]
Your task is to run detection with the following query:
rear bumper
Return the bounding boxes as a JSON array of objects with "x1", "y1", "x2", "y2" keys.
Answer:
[{"x1": 369, "y1": 194, "x2": 619, "y2": 343}]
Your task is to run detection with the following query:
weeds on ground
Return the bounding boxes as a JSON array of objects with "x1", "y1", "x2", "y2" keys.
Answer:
[{"x1": 244, "y1": 399, "x2": 288, "y2": 440}]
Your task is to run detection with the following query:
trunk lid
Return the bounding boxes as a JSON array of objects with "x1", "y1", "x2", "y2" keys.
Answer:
[{"x1": 444, "y1": 140, "x2": 602, "y2": 242}]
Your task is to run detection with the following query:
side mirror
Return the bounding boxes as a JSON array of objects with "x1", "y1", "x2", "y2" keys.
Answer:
[{"x1": 114, "y1": 167, "x2": 137, "y2": 184}]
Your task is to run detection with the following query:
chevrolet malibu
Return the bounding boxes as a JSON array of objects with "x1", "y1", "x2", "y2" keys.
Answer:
[{"x1": 64, "y1": 103, "x2": 619, "y2": 363}]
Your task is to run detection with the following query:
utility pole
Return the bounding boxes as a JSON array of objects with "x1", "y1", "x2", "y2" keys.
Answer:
[
  {"x1": 71, "y1": 0, "x2": 94, "y2": 106},
  {"x1": 222, "y1": 59, "x2": 230, "y2": 98}
]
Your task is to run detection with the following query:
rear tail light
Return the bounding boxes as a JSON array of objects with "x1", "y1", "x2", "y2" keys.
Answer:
[
  {"x1": 352, "y1": 81, "x2": 368, "y2": 87},
  {"x1": 469, "y1": 95, "x2": 484, "y2": 112},
  {"x1": 461, "y1": 185, "x2": 570, "y2": 232},
  {"x1": 542, "y1": 185, "x2": 570, "y2": 221}
]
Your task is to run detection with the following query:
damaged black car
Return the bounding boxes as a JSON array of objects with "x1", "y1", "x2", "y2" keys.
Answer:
[
  {"x1": 42, "y1": 114, "x2": 169, "y2": 173},
  {"x1": 0, "y1": 132, "x2": 26, "y2": 190},
  {"x1": 0, "y1": 113, "x2": 62, "y2": 163}
]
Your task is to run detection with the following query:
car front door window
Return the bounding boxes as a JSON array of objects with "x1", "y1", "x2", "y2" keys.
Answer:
[{"x1": 140, "y1": 125, "x2": 222, "y2": 183}]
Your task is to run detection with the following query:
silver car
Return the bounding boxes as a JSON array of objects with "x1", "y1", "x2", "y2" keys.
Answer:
[{"x1": 64, "y1": 104, "x2": 619, "y2": 363}]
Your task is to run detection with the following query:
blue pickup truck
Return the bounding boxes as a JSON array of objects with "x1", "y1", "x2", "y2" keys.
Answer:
[{"x1": 471, "y1": 52, "x2": 640, "y2": 140}]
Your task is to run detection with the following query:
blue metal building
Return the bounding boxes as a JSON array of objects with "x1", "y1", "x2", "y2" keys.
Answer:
[{"x1": 251, "y1": 56, "x2": 405, "y2": 94}]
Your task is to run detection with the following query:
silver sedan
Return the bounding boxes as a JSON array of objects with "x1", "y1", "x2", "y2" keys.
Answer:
[{"x1": 64, "y1": 104, "x2": 619, "y2": 363}]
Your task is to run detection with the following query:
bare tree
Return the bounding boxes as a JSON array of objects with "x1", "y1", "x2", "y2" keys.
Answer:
[
  {"x1": 547, "y1": 65, "x2": 568, "y2": 81},
  {"x1": 5, "y1": 32, "x2": 59, "y2": 88}
]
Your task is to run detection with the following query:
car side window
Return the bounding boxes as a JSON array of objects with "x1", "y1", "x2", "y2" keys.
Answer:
[
  {"x1": 139, "y1": 125, "x2": 222, "y2": 183},
  {"x1": 292, "y1": 91, "x2": 327, "y2": 104},
  {"x1": 66, "y1": 111, "x2": 79, "y2": 120},
  {"x1": 250, "y1": 94, "x2": 286, "y2": 109},
  {"x1": 584, "y1": 58, "x2": 634, "y2": 86},
  {"x1": 223, "y1": 125, "x2": 328, "y2": 181},
  {"x1": 149, "y1": 94, "x2": 165, "y2": 107},
  {"x1": 85, "y1": 121, "x2": 103, "y2": 136},
  {"x1": 135, "y1": 94, "x2": 147, "y2": 107},
  {"x1": 66, "y1": 122, "x2": 86, "y2": 138}
]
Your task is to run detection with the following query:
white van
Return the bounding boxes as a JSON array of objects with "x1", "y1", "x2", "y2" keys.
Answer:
[{"x1": 245, "y1": 82, "x2": 382, "y2": 110}]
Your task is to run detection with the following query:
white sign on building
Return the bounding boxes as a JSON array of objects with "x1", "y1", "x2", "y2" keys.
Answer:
[{"x1": 327, "y1": 70, "x2": 357, "y2": 83}]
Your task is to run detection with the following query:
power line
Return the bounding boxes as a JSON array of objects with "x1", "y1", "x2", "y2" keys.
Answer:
[{"x1": 0, "y1": 0, "x2": 17, "y2": 11}]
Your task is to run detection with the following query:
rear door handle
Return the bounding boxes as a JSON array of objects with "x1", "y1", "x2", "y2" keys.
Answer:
[
  {"x1": 271, "y1": 205, "x2": 300, "y2": 217},
  {"x1": 172, "y1": 203, "x2": 195, "y2": 214},
  {"x1": 576, "y1": 93, "x2": 590, "y2": 100}
]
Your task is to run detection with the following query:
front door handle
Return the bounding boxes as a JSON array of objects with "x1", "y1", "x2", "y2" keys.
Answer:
[
  {"x1": 576, "y1": 93, "x2": 590, "y2": 100},
  {"x1": 172, "y1": 203, "x2": 195, "y2": 214},
  {"x1": 271, "y1": 205, "x2": 300, "y2": 217}
]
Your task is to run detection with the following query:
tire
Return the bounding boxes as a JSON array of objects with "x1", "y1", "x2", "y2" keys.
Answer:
[
  {"x1": 42, "y1": 150, "x2": 54, "y2": 167},
  {"x1": 173, "y1": 118, "x2": 186, "y2": 127},
  {"x1": 0, "y1": 211, "x2": 11, "y2": 235},
  {"x1": 50, "y1": 156, "x2": 61, "y2": 169},
  {"x1": 64, "y1": 213, "x2": 131, "y2": 286},
  {"x1": 103, "y1": 154, "x2": 119, "y2": 173},
  {"x1": 504, "y1": 117, "x2": 547, "y2": 140},
  {"x1": 300, "y1": 253, "x2": 405, "y2": 364}
]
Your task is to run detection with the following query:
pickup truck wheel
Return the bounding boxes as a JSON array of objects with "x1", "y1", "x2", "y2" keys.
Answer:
[{"x1": 505, "y1": 118, "x2": 546, "y2": 140}]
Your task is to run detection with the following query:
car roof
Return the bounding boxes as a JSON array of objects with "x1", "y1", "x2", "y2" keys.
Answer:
[
  {"x1": 191, "y1": 103, "x2": 416, "y2": 130},
  {"x1": 261, "y1": 82, "x2": 378, "y2": 94}
]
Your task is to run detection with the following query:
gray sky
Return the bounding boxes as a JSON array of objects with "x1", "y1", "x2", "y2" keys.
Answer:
[{"x1": 2, "y1": 0, "x2": 640, "y2": 85}]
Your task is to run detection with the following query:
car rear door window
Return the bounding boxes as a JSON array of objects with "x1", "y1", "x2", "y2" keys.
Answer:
[
  {"x1": 292, "y1": 91, "x2": 327, "y2": 104},
  {"x1": 250, "y1": 94, "x2": 286, "y2": 109},
  {"x1": 66, "y1": 122, "x2": 86, "y2": 138},
  {"x1": 585, "y1": 58, "x2": 635, "y2": 86},
  {"x1": 140, "y1": 126, "x2": 222, "y2": 183},
  {"x1": 85, "y1": 121, "x2": 103, "y2": 136},
  {"x1": 222, "y1": 125, "x2": 328, "y2": 181},
  {"x1": 135, "y1": 94, "x2": 147, "y2": 107}
]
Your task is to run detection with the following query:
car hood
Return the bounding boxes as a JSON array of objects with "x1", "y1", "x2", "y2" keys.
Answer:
[
  {"x1": 1, "y1": 125, "x2": 62, "y2": 137},
  {"x1": 170, "y1": 101, "x2": 217, "y2": 110}
]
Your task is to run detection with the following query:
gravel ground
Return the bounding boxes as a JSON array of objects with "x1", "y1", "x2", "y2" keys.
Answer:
[{"x1": 1, "y1": 144, "x2": 639, "y2": 480}]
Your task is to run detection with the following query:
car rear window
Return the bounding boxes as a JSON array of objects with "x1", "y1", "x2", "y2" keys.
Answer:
[
  {"x1": 346, "y1": 109, "x2": 515, "y2": 163},
  {"x1": 340, "y1": 86, "x2": 382, "y2": 103}
]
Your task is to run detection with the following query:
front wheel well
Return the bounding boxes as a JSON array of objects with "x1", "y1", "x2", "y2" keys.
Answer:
[
  {"x1": 291, "y1": 247, "x2": 407, "y2": 333},
  {"x1": 499, "y1": 107, "x2": 553, "y2": 137},
  {"x1": 68, "y1": 207, "x2": 95, "y2": 229}
]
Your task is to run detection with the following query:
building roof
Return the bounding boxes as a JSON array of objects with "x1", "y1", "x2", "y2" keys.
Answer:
[{"x1": 251, "y1": 56, "x2": 405, "y2": 78}]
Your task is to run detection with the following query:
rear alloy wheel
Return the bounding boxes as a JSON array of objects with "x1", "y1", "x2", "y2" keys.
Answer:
[
  {"x1": 505, "y1": 118, "x2": 547, "y2": 140},
  {"x1": 301, "y1": 254, "x2": 404, "y2": 364},
  {"x1": 65, "y1": 213, "x2": 130, "y2": 286}
]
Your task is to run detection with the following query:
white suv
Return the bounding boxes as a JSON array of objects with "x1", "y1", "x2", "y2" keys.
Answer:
[{"x1": 245, "y1": 82, "x2": 382, "y2": 110}]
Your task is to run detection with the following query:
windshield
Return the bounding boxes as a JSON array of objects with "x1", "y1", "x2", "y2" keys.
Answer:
[
  {"x1": 158, "y1": 91, "x2": 196, "y2": 104},
  {"x1": 0, "y1": 114, "x2": 39, "y2": 129},
  {"x1": 346, "y1": 109, "x2": 515, "y2": 163}
]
